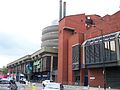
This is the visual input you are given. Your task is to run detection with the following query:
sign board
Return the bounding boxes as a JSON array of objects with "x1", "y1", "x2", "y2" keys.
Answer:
[{"x1": 90, "y1": 77, "x2": 95, "y2": 80}]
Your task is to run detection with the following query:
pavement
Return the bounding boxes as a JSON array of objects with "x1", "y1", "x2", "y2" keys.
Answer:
[
  {"x1": 24, "y1": 84, "x2": 42, "y2": 90},
  {"x1": 24, "y1": 85, "x2": 120, "y2": 90},
  {"x1": 24, "y1": 86, "x2": 42, "y2": 90},
  {"x1": 64, "y1": 85, "x2": 120, "y2": 90},
  {"x1": 23, "y1": 82, "x2": 120, "y2": 90}
]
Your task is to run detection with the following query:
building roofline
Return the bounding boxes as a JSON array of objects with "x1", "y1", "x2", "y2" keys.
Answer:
[{"x1": 7, "y1": 55, "x2": 31, "y2": 66}]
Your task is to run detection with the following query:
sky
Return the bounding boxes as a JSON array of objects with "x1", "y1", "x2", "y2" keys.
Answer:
[{"x1": 0, "y1": 0, "x2": 120, "y2": 68}]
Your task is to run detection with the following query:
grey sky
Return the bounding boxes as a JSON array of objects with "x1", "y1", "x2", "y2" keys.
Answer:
[{"x1": 0, "y1": 0, "x2": 120, "y2": 68}]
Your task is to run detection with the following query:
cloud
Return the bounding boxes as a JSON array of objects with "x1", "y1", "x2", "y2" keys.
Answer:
[
  {"x1": 0, "y1": 30, "x2": 42, "y2": 68},
  {"x1": 0, "y1": 32, "x2": 40, "y2": 66},
  {"x1": 0, "y1": 32, "x2": 19, "y2": 49},
  {"x1": 0, "y1": 0, "x2": 59, "y2": 68},
  {"x1": 0, "y1": 55, "x2": 11, "y2": 68}
]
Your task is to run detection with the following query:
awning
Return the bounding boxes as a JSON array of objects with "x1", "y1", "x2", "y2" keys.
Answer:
[{"x1": 82, "y1": 31, "x2": 120, "y2": 46}]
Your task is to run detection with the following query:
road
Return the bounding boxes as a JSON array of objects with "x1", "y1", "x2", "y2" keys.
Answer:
[
  {"x1": 0, "y1": 82, "x2": 80, "y2": 90},
  {"x1": 31, "y1": 82, "x2": 73, "y2": 90},
  {"x1": 1, "y1": 82, "x2": 118, "y2": 90}
]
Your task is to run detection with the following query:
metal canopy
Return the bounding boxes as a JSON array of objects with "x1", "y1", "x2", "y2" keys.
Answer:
[{"x1": 83, "y1": 31, "x2": 120, "y2": 46}]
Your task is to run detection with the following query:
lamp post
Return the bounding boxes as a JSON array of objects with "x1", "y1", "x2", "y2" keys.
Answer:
[
  {"x1": 85, "y1": 17, "x2": 106, "y2": 89},
  {"x1": 93, "y1": 25, "x2": 106, "y2": 90}
]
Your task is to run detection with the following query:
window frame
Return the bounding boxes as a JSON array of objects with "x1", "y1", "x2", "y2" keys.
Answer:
[
  {"x1": 84, "y1": 32, "x2": 119, "y2": 66},
  {"x1": 109, "y1": 39, "x2": 117, "y2": 61}
]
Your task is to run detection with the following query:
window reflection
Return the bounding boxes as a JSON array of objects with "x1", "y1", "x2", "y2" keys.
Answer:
[
  {"x1": 99, "y1": 42, "x2": 103, "y2": 62},
  {"x1": 84, "y1": 32, "x2": 120, "y2": 67},
  {"x1": 110, "y1": 41, "x2": 115, "y2": 51},
  {"x1": 89, "y1": 45, "x2": 94, "y2": 63},
  {"x1": 85, "y1": 46, "x2": 90, "y2": 64},
  {"x1": 85, "y1": 39, "x2": 117, "y2": 65},
  {"x1": 104, "y1": 41, "x2": 110, "y2": 61},
  {"x1": 110, "y1": 40, "x2": 117, "y2": 60},
  {"x1": 94, "y1": 43, "x2": 100, "y2": 63}
]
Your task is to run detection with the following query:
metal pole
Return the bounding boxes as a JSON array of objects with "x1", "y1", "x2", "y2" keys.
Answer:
[
  {"x1": 94, "y1": 26, "x2": 106, "y2": 90},
  {"x1": 50, "y1": 56, "x2": 53, "y2": 81},
  {"x1": 101, "y1": 28, "x2": 106, "y2": 90},
  {"x1": 59, "y1": 0, "x2": 62, "y2": 20},
  {"x1": 63, "y1": 2, "x2": 66, "y2": 17},
  {"x1": 100, "y1": 29, "x2": 106, "y2": 90}
]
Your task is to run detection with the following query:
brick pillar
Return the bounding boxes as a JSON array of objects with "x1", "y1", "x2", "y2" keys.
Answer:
[{"x1": 80, "y1": 68, "x2": 85, "y2": 86}]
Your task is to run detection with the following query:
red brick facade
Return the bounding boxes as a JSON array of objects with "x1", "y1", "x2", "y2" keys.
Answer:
[
  {"x1": 88, "y1": 68, "x2": 104, "y2": 87},
  {"x1": 58, "y1": 11, "x2": 120, "y2": 87},
  {"x1": 58, "y1": 14, "x2": 87, "y2": 84},
  {"x1": 68, "y1": 33, "x2": 84, "y2": 84}
]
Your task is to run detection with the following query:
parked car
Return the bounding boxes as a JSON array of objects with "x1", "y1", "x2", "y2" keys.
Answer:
[
  {"x1": 19, "y1": 78, "x2": 28, "y2": 84},
  {"x1": 0, "y1": 78, "x2": 11, "y2": 89},
  {"x1": 42, "y1": 82, "x2": 64, "y2": 90}
]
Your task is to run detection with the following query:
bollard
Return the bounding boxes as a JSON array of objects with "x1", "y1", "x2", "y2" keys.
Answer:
[
  {"x1": 108, "y1": 87, "x2": 111, "y2": 90},
  {"x1": 28, "y1": 81, "x2": 31, "y2": 87},
  {"x1": 98, "y1": 85, "x2": 100, "y2": 90},
  {"x1": 32, "y1": 83, "x2": 36, "y2": 90},
  {"x1": 88, "y1": 85, "x2": 90, "y2": 90},
  {"x1": 25, "y1": 81, "x2": 28, "y2": 86},
  {"x1": 32, "y1": 86, "x2": 36, "y2": 90}
]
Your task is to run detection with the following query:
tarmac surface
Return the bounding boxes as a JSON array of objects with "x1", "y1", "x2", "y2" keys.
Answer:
[{"x1": 17, "y1": 82, "x2": 120, "y2": 90}]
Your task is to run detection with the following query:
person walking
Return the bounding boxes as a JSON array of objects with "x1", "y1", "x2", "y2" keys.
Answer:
[{"x1": 10, "y1": 78, "x2": 18, "y2": 90}]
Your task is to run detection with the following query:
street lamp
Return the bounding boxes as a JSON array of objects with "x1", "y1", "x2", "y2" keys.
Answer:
[
  {"x1": 93, "y1": 25, "x2": 106, "y2": 90},
  {"x1": 85, "y1": 16, "x2": 107, "y2": 90}
]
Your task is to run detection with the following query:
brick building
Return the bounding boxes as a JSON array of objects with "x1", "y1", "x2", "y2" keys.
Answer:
[{"x1": 58, "y1": 11, "x2": 120, "y2": 88}]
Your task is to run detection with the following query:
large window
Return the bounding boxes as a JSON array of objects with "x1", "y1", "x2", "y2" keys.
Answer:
[
  {"x1": 42, "y1": 57, "x2": 46, "y2": 71},
  {"x1": 104, "y1": 41, "x2": 110, "y2": 62},
  {"x1": 53, "y1": 57, "x2": 58, "y2": 70},
  {"x1": 110, "y1": 40, "x2": 117, "y2": 61},
  {"x1": 42, "y1": 56, "x2": 51, "y2": 71},
  {"x1": 72, "y1": 44, "x2": 80, "y2": 70},
  {"x1": 85, "y1": 46, "x2": 90, "y2": 64},
  {"x1": 89, "y1": 44, "x2": 95, "y2": 63},
  {"x1": 94, "y1": 42, "x2": 100, "y2": 63},
  {"x1": 84, "y1": 32, "x2": 119, "y2": 67},
  {"x1": 99, "y1": 41, "x2": 104, "y2": 63},
  {"x1": 85, "y1": 40, "x2": 102, "y2": 64}
]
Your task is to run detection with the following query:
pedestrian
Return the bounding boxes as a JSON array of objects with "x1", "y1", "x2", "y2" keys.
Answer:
[
  {"x1": 10, "y1": 79, "x2": 18, "y2": 90},
  {"x1": 43, "y1": 83, "x2": 45, "y2": 88}
]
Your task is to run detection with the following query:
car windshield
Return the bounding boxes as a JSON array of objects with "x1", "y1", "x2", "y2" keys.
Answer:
[{"x1": 45, "y1": 83, "x2": 59, "y2": 89}]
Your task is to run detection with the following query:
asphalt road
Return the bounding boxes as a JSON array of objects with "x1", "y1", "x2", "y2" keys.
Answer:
[
  {"x1": 0, "y1": 82, "x2": 79, "y2": 90},
  {"x1": 16, "y1": 82, "x2": 26, "y2": 90}
]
